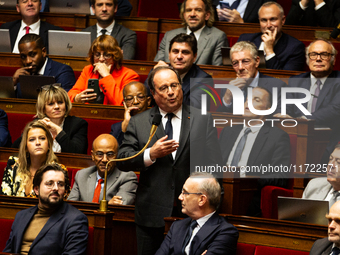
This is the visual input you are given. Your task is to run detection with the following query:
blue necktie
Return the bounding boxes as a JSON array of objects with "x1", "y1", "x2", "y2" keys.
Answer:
[
  {"x1": 165, "y1": 113, "x2": 174, "y2": 140},
  {"x1": 331, "y1": 247, "x2": 340, "y2": 255},
  {"x1": 230, "y1": 0, "x2": 241, "y2": 10},
  {"x1": 230, "y1": 128, "x2": 251, "y2": 166},
  {"x1": 182, "y1": 220, "x2": 198, "y2": 254}
]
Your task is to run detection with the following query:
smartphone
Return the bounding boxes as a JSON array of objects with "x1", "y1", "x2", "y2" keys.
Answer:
[
  {"x1": 219, "y1": 1, "x2": 230, "y2": 9},
  {"x1": 87, "y1": 79, "x2": 99, "y2": 97}
]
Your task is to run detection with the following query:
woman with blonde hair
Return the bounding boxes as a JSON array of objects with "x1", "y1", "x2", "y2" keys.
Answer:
[
  {"x1": 68, "y1": 35, "x2": 139, "y2": 105},
  {"x1": 1, "y1": 121, "x2": 68, "y2": 197},
  {"x1": 12, "y1": 84, "x2": 88, "y2": 154}
]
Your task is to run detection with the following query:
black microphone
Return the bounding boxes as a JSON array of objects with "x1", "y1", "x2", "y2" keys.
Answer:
[
  {"x1": 150, "y1": 114, "x2": 162, "y2": 136},
  {"x1": 331, "y1": 23, "x2": 340, "y2": 39}
]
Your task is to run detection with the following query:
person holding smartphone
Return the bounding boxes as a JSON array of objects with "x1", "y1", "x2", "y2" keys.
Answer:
[
  {"x1": 68, "y1": 35, "x2": 139, "y2": 105},
  {"x1": 216, "y1": 0, "x2": 272, "y2": 23}
]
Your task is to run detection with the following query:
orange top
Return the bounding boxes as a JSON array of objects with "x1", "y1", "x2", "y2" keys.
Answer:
[{"x1": 68, "y1": 65, "x2": 139, "y2": 105}]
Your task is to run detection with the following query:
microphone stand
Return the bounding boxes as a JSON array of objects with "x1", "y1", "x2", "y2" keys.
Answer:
[{"x1": 98, "y1": 116, "x2": 161, "y2": 212}]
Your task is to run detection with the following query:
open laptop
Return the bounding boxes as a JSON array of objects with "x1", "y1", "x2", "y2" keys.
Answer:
[
  {"x1": 277, "y1": 196, "x2": 329, "y2": 225},
  {"x1": 221, "y1": 47, "x2": 266, "y2": 69},
  {"x1": 49, "y1": 0, "x2": 90, "y2": 14},
  {"x1": 0, "y1": 76, "x2": 15, "y2": 98},
  {"x1": 0, "y1": 0, "x2": 16, "y2": 10},
  {"x1": 48, "y1": 30, "x2": 91, "y2": 57},
  {"x1": 0, "y1": 29, "x2": 11, "y2": 53},
  {"x1": 19, "y1": 75, "x2": 55, "y2": 99}
]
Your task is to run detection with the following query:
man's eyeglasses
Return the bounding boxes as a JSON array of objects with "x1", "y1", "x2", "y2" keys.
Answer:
[
  {"x1": 157, "y1": 83, "x2": 180, "y2": 94},
  {"x1": 308, "y1": 52, "x2": 333, "y2": 60},
  {"x1": 232, "y1": 59, "x2": 252, "y2": 67},
  {"x1": 181, "y1": 190, "x2": 203, "y2": 196},
  {"x1": 94, "y1": 52, "x2": 113, "y2": 60},
  {"x1": 44, "y1": 181, "x2": 65, "y2": 189},
  {"x1": 40, "y1": 83, "x2": 61, "y2": 91},
  {"x1": 94, "y1": 151, "x2": 116, "y2": 159},
  {"x1": 124, "y1": 95, "x2": 147, "y2": 104}
]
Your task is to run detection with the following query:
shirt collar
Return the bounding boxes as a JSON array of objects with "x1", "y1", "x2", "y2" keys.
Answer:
[
  {"x1": 21, "y1": 19, "x2": 40, "y2": 31},
  {"x1": 196, "y1": 211, "x2": 215, "y2": 227},
  {"x1": 38, "y1": 57, "x2": 48, "y2": 75},
  {"x1": 186, "y1": 25, "x2": 205, "y2": 40},
  {"x1": 310, "y1": 73, "x2": 328, "y2": 86},
  {"x1": 248, "y1": 71, "x2": 260, "y2": 88},
  {"x1": 159, "y1": 105, "x2": 183, "y2": 120},
  {"x1": 97, "y1": 20, "x2": 115, "y2": 34}
]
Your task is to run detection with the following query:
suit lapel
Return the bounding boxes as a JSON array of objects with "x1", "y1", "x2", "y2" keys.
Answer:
[
  {"x1": 316, "y1": 72, "x2": 335, "y2": 111},
  {"x1": 30, "y1": 202, "x2": 66, "y2": 248},
  {"x1": 273, "y1": 33, "x2": 288, "y2": 57},
  {"x1": 101, "y1": 167, "x2": 120, "y2": 200},
  {"x1": 43, "y1": 58, "x2": 52, "y2": 76},
  {"x1": 9, "y1": 21, "x2": 21, "y2": 50},
  {"x1": 242, "y1": 0, "x2": 255, "y2": 22},
  {"x1": 174, "y1": 105, "x2": 190, "y2": 164},
  {"x1": 111, "y1": 23, "x2": 119, "y2": 39},
  {"x1": 87, "y1": 169, "x2": 97, "y2": 201},
  {"x1": 14, "y1": 206, "x2": 38, "y2": 252},
  {"x1": 196, "y1": 27, "x2": 210, "y2": 64},
  {"x1": 221, "y1": 126, "x2": 243, "y2": 164},
  {"x1": 247, "y1": 125, "x2": 269, "y2": 165},
  {"x1": 91, "y1": 25, "x2": 97, "y2": 43},
  {"x1": 190, "y1": 213, "x2": 220, "y2": 255},
  {"x1": 149, "y1": 106, "x2": 165, "y2": 141}
]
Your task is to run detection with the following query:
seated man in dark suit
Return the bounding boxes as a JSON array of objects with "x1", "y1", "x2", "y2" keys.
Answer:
[
  {"x1": 13, "y1": 34, "x2": 76, "y2": 98},
  {"x1": 286, "y1": 0, "x2": 340, "y2": 27},
  {"x1": 237, "y1": 2, "x2": 305, "y2": 71},
  {"x1": 215, "y1": 0, "x2": 272, "y2": 23},
  {"x1": 146, "y1": 33, "x2": 214, "y2": 109},
  {"x1": 155, "y1": 172, "x2": 239, "y2": 255},
  {"x1": 219, "y1": 86, "x2": 290, "y2": 216},
  {"x1": 3, "y1": 163, "x2": 88, "y2": 255},
  {"x1": 0, "y1": 109, "x2": 11, "y2": 147},
  {"x1": 83, "y1": 0, "x2": 136, "y2": 60},
  {"x1": 218, "y1": 41, "x2": 285, "y2": 113},
  {"x1": 110, "y1": 82, "x2": 151, "y2": 145},
  {"x1": 0, "y1": 0, "x2": 62, "y2": 53},
  {"x1": 310, "y1": 200, "x2": 340, "y2": 255},
  {"x1": 68, "y1": 134, "x2": 137, "y2": 205},
  {"x1": 154, "y1": 0, "x2": 228, "y2": 66},
  {"x1": 303, "y1": 144, "x2": 340, "y2": 208},
  {"x1": 275, "y1": 39, "x2": 340, "y2": 163}
]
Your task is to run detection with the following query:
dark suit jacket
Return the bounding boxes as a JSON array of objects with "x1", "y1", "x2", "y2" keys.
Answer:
[
  {"x1": 68, "y1": 165, "x2": 137, "y2": 205},
  {"x1": 238, "y1": 32, "x2": 305, "y2": 71},
  {"x1": 144, "y1": 63, "x2": 213, "y2": 109},
  {"x1": 0, "y1": 20, "x2": 63, "y2": 53},
  {"x1": 110, "y1": 121, "x2": 124, "y2": 145},
  {"x1": 82, "y1": 23, "x2": 136, "y2": 60},
  {"x1": 16, "y1": 58, "x2": 76, "y2": 98},
  {"x1": 12, "y1": 115, "x2": 88, "y2": 154},
  {"x1": 286, "y1": 71, "x2": 340, "y2": 129},
  {"x1": 309, "y1": 238, "x2": 333, "y2": 255},
  {"x1": 217, "y1": 72, "x2": 286, "y2": 113},
  {"x1": 117, "y1": 104, "x2": 222, "y2": 227},
  {"x1": 219, "y1": 124, "x2": 290, "y2": 187},
  {"x1": 0, "y1": 109, "x2": 11, "y2": 147},
  {"x1": 213, "y1": 0, "x2": 272, "y2": 23},
  {"x1": 286, "y1": 0, "x2": 340, "y2": 27},
  {"x1": 3, "y1": 202, "x2": 88, "y2": 255},
  {"x1": 154, "y1": 26, "x2": 228, "y2": 66},
  {"x1": 155, "y1": 212, "x2": 239, "y2": 255}
]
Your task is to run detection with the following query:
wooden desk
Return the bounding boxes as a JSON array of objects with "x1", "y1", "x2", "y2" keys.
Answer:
[{"x1": 164, "y1": 215, "x2": 327, "y2": 252}]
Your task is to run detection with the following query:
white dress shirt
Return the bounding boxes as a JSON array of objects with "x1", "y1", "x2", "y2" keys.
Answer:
[
  {"x1": 96, "y1": 21, "x2": 115, "y2": 38},
  {"x1": 186, "y1": 26, "x2": 205, "y2": 41}
]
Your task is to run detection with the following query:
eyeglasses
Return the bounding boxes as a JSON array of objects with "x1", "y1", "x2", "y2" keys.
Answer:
[
  {"x1": 181, "y1": 190, "x2": 203, "y2": 196},
  {"x1": 40, "y1": 83, "x2": 61, "y2": 91},
  {"x1": 157, "y1": 83, "x2": 180, "y2": 94},
  {"x1": 308, "y1": 52, "x2": 333, "y2": 60},
  {"x1": 94, "y1": 151, "x2": 116, "y2": 159},
  {"x1": 124, "y1": 95, "x2": 147, "y2": 104},
  {"x1": 44, "y1": 181, "x2": 65, "y2": 189},
  {"x1": 94, "y1": 52, "x2": 113, "y2": 60},
  {"x1": 232, "y1": 59, "x2": 252, "y2": 67}
]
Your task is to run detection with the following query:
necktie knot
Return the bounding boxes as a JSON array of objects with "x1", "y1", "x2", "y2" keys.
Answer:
[
  {"x1": 244, "y1": 127, "x2": 251, "y2": 135},
  {"x1": 316, "y1": 79, "x2": 322, "y2": 87},
  {"x1": 25, "y1": 26, "x2": 30, "y2": 34},
  {"x1": 190, "y1": 220, "x2": 198, "y2": 229},
  {"x1": 98, "y1": 178, "x2": 104, "y2": 184},
  {"x1": 166, "y1": 112, "x2": 174, "y2": 121},
  {"x1": 101, "y1": 29, "x2": 107, "y2": 36}
]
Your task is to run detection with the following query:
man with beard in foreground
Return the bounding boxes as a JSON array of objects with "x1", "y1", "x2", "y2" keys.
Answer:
[{"x1": 3, "y1": 164, "x2": 88, "y2": 255}]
